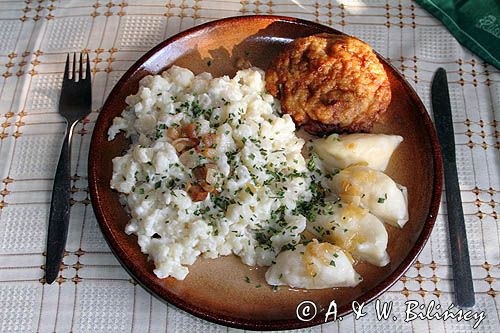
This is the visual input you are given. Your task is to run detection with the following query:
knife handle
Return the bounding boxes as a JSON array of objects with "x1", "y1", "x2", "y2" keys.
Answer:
[
  {"x1": 45, "y1": 125, "x2": 73, "y2": 284},
  {"x1": 443, "y1": 157, "x2": 475, "y2": 307}
]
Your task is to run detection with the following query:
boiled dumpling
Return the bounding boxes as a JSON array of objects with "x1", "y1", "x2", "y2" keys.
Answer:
[
  {"x1": 265, "y1": 240, "x2": 361, "y2": 289},
  {"x1": 330, "y1": 165, "x2": 408, "y2": 227},
  {"x1": 307, "y1": 201, "x2": 389, "y2": 266},
  {"x1": 313, "y1": 133, "x2": 403, "y2": 171}
]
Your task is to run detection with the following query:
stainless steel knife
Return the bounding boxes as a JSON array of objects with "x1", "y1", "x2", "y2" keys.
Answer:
[{"x1": 431, "y1": 67, "x2": 475, "y2": 307}]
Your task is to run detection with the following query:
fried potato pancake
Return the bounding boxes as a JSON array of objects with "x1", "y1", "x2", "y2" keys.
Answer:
[{"x1": 266, "y1": 34, "x2": 391, "y2": 134}]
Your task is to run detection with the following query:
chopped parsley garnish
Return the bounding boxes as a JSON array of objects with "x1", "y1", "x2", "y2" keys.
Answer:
[
  {"x1": 255, "y1": 231, "x2": 272, "y2": 250},
  {"x1": 213, "y1": 196, "x2": 233, "y2": 211},
  {"x1": 307, "y1": 154, "x2": 318, "y2": 171},
  {"x1": 191, "y1": 100, "x2": 203, "y2": 117},
  {"x1": 377, "y1": 193, "x2": 388, "y2": 203}
]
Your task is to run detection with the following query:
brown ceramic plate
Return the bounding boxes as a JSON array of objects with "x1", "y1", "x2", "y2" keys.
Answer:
[{"x1": 89, "y1": 15, "x2": 442, "y2": 331}]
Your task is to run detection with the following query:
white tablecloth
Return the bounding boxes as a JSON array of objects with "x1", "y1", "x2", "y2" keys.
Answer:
[{"x1": 0, "y1": 1, "x2": 498, "y2": 332}]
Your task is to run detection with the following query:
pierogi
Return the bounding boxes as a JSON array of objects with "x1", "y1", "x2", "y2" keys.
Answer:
[
  {"x1": 313, "y1": 133, "x2": 403, "y2": 171},
  {"x1": 306, "y1": 201, "x2": 389, "y2": 267},
  {"x1": 265, "y1": 240, "x2": 361, "y2": 289},
  {"x1": 330, "y1": 165, "x2": 409, "y2": 227}
]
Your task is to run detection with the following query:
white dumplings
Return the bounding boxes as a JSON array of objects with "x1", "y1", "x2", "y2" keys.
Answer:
[
  {"x1": 307, "y1": 201, "x2": 389, "y2": 267},
  {"x1": 330, "y1": 165, "x2": 408, "y2": 227},
  {"x1": 108, "y1": 67, "x2": 314, "y2": 280},
  {"x1": 265, "y1": 240, "x2": 361, "y2": 289},
  {"x1": 313, "y1": 133, "x2": 403, "y2": 171}
]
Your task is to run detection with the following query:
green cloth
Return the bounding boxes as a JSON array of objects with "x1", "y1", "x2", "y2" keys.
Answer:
[{"x1": 415, "y1": 0, "x2": 500, "y2": 69}]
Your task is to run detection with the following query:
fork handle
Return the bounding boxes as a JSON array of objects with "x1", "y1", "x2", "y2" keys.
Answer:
[{"x1": 45, "y1": 122, "x2": 75, "y2": 284}]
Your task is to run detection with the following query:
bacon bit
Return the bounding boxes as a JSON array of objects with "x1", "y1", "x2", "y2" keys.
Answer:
[
  {"x1": 205, "y1": 167, "x2": 219, "y2": 185},
  {"x1": 172, "y1": 138, "x2": 198, "y2": 153},
  {"x1": 181, "y1": 123, "x2": 198, "y2": 139},
  {"x1": 189, "y1": 164, "x2": 219, "y2": 199},
  {"x1": 200, "y1": 181, "x2": 215, "y2": 193},
  {"x1": 205, "y1": 163, "x2": 218, "y2": 170},
  {"x1": 192, "y1": 164, "x2": 218, "y2": 185},
  {"x1": 201, "y1": 133, "x2": 218, "y2": 148},
  {"x1": 166, "y1": 127, "x2": 180, "y2": 140},
  {"x1": 200, "y1": 148, "x2": 217, "y2": 158},
  {"x1": 197, "y1": 133, "x2": 219, "y2": 157},
  {"x1": 179, "y1": 150, "x2": 197, "y2": 168},
  {"x1": 192, "y1": 165, "x2": 208, "y2": 181},
  {"x1": 187, "y1": 183, "x2": 208, "y2": 202}
]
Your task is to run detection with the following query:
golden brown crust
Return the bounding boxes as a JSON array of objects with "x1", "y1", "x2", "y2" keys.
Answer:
[{"x1": 265, "y1": 33, "x2": 391, "y2": 135}]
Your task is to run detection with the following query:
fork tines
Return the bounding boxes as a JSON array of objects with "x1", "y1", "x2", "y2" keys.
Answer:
[{"x1": 63, "y1": 52, "x2": 91, "y2": 83}]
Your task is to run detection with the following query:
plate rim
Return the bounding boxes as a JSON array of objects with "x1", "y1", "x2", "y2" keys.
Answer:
[{"x1": 88, "y1": 14, "x2": 443, "y2": 331}]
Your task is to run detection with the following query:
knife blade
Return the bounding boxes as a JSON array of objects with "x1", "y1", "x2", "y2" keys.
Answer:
[{"x1": 432, "y1": 67, "x2": 475, "y2": 307}]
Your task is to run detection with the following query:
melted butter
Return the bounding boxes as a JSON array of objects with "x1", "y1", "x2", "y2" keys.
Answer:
[
  {"x1": 339, "y1": 179, "x2": 361, "y2": 201},
  {"x1": 344, "y1": 249, "x2": 356, "y2": 264},
  {"x1": 331, "y1": 231, "x2": 366, "y2": 258},
  {"x1": 339, "y1": 167, "x2": 376, "y2": 202},
  {"x1": 350, "y1": 167, "x2": 376, "y2": 183},
  {"x1": 327, "y1": 203, "x2": 366, "y2": 263},
  {"x1": 346, "y1": 142, "x2": 356, "y2": 151},
  {"x1": 303, "y1": 240, "x2": 342, "y2": 277},
  {"x1": 342, "y1": 203, "x2": 366, "y2": 220}
]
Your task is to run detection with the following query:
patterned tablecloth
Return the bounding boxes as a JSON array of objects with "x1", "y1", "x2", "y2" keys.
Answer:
[{"x1": 0, "y1": 1, "x2": 498, "y2": 332}]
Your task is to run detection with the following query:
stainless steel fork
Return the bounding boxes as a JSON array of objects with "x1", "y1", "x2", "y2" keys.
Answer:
[{"x1": 45, "y1": 53, "x2": 92, "y2": 284}]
